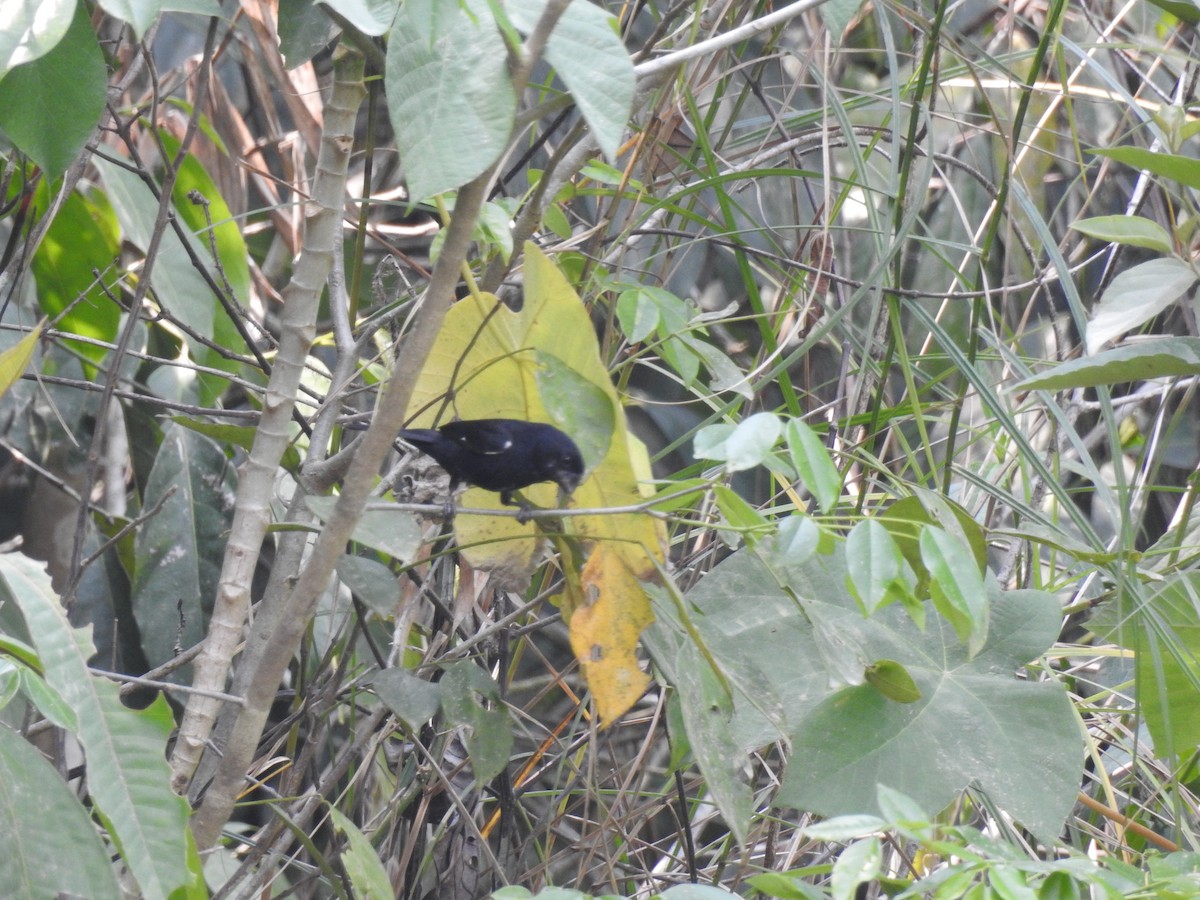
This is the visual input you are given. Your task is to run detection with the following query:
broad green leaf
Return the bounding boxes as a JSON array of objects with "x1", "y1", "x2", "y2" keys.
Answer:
[
  {"x1": 162, "y1": 134, "x2": 252, "y2": 307},
  {"x1": 0, "y1": 320, "x2": 41, "y2": 399},
  {"x1": 278, "y1": 0, "x2": 340, "y2": 67},
  {"x1": 386, "y1": 0, "x2": 516, "y2": 200},
  {"x1": 506, "y1": 0, "x2": 634, "y2": 163},
  {"x1": 778, "y1": 586, "x2": 1077, "y2": 841},
  {"x1": 0, "y1": 2, "x2": 105, "y2": 178},
  {"x1": 1093, "y1": 146, "x2": 1200, "y2": 191},
  {"x1": 30, "y1": 183, "x2": 121, "y2": 369},
  {"x1": 1086, "y1": 257, "x2": 1197, "y2": 354},
  {"x1": 132, "y1": 424, "x2": 235, "y2": 670},
  {"x1": 1012, "y1": 337, "x2": 1200, "y2": 392},
  {"x1": 644, "y1": 582, "x2": 786, "y2": 846},
  {"x1": 0, "y1": 723, "x2": 122, "y2": 900},
  {"x1": 372, "y1": 666, "x2": 441, "y2": 728},
  {"x1": 1071, "y1": 215, "x2": 1174, "y2": 254},
  {"x1": 329, "y1": 807, "x2": 393, "y2": 899},
  {"x1": 336, "y1": 554, "x2": 401, "y2": 619},
  {"x1": 652, "y1": 539, "x2": 1081, "y2": 841},
  {"x1": 0, "y1": 553, "x2": 195, "y2": 897},
  {"x1": 785, "y1": 419, "x2": 841, "y2": 513},
  {"x1": 307, "y1": 496, "x2": 423, "y2": 564},
  {"x1": 321, "y1": 0, "x2": 400, "y2": 35},
  {"x1": 0, "y1": 0, "x2": 74, "y2": 76},
  {"x1": 440, "y1": 660, "x2": 513, "y2": 783}
]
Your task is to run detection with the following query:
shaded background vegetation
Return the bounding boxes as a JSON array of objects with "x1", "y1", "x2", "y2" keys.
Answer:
[{"x1": 4, "y1": 0, "x2": 1200, "y2": 896}]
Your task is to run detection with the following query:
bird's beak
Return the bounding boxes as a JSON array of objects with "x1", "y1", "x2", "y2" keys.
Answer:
[{"x1": 556, "y1": 473, "x2": 582, "y2": 497}]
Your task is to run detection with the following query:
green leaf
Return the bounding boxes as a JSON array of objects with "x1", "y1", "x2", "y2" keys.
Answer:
[
  {"x1": 132, "y1": 423, "x2": 235, "y2": 670},
  {"x1": 0, "y1": 553, "x2": 196, "y2": 897},
  {"x1": 1071, "y1": 215, "x2": 1174, "y2": 254},
  {"x1": 831, "y1": 838, "x2": 882, "y2": 900},
  {"x1": 0, "y1": 0, "x2": 73, "y2": 76},
  {"x1": 386, "y1": 0, "x2": 517, "y2": 200},
  {"x1": 439, "y1": 660, "x2": 513, "y2": 783},
  {"x1": 94, "y1": 156, "x2": 241, "y2": 404},
  {"x1": 921, "y1": 526, "x2": 988, "y2": 655},
  {"x1": 1091, "y1": 573, "x2": 1200, "y2": 760},
  {"x1": 162, "y1": 134, "x2": 253, "y2": 307},
  {"x1": 329, "y1": 807, "x2": 394, "y2": 899},
  {"x1": 306, "y1": 497, "x2": 424, "y2": 564},
  {"x1": 1011, "y1": 337, "x2": 1200, "y2": 392},
  {"x1": 865, "y1": 658, "x2": 921, "y2": 703},
  {"x1": 279, "y1": 0, "x2": 340, "y2": 66},
  {"x1": 0, "y1": 2, "x2": 106, "y2": 178},
  {"x1": 845, "y1": 518, "x2": 914, "y2": 615},
  {"x1": 778, "y1": 585, "x2": 1078, "y2": 841},
  {"x1": 0, "y1": 723, "x2": 123, "y2": 900},
  {"x1": 658, "y1": 884, "x2": 745, "y2": 898},
  {"x1": 1085, "y1": 257, "x2": 1197, "y2": 354},
  {"x1": 321, "y1": 0, "x2": 401, "y2": 35},
  {"x1": 1093, "y1": 145, "x2": 1200, "y2": 191},
  {"x1": 695, "y1": 413, "x2": 781, "y2": 471},
  {"x1": 30, "y1": 184, "x2": 121, "y2": 369},
  {"x1": 785, "y1": 419, "x2": 842, "y2": 513},
  {"x1": 372, "y1": 666, "x2": 442, "y2": 729},
  {"x1": 506, "y1": 0, "x2": 634, "y2": 163},
  {"x1": 616, "y1": 288, "x2": 661, "y2": 343},
  {"x1": 654, "y1": 542, "x2": 1081, "y2": 841},
  {"x1": 336, "y1": 555, "x2": 401, "y2": 619},
  {"x1": 96, "y1": 0, "x2": 220, "y2": 38},
  {"x1": 1144, "y1": 0, "x2": 1200, "y2": 23}
]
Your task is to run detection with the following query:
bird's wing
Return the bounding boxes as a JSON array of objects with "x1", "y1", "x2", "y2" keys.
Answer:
[{"x1": 443, "y1": 419, "x2": 515, "y2": 455}]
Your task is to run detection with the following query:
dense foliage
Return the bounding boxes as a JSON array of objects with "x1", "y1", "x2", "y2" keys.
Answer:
[{"x1": 3, "y1": 0, "x2": 1200, "y2": 896}]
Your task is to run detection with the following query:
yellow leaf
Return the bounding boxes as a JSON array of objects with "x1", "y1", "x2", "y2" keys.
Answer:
[
  {"x1": 0, "y1": 321, "x2": 43, "y2": 400},
  {"x1": 403, "y1": 244, "x2": 665, "y2": 720},
  {"x1": 568, "y1": 545, "x2": 654, "y2": 722}
]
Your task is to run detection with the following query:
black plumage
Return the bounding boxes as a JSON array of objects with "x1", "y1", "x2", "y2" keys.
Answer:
[{"x1": 398, "y1": 418, "x2": 585, "y2": 509}]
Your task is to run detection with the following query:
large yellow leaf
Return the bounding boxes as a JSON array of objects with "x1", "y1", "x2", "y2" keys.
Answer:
[{"x1": 404, "y1": 243, "x2": 664, "y2": 720}]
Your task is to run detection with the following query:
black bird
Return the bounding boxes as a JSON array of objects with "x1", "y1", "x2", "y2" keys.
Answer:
[{"x1": 398, "y1": 418, "x2": 585, "y2": 510}]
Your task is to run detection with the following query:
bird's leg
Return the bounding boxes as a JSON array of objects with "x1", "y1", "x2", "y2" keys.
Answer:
[
  {"x1": 441, "y1": 479, "x2": 460, "y2": 520},
  {"x1": 500, "y1": 490, "x2": 535, "y2": 524}
]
